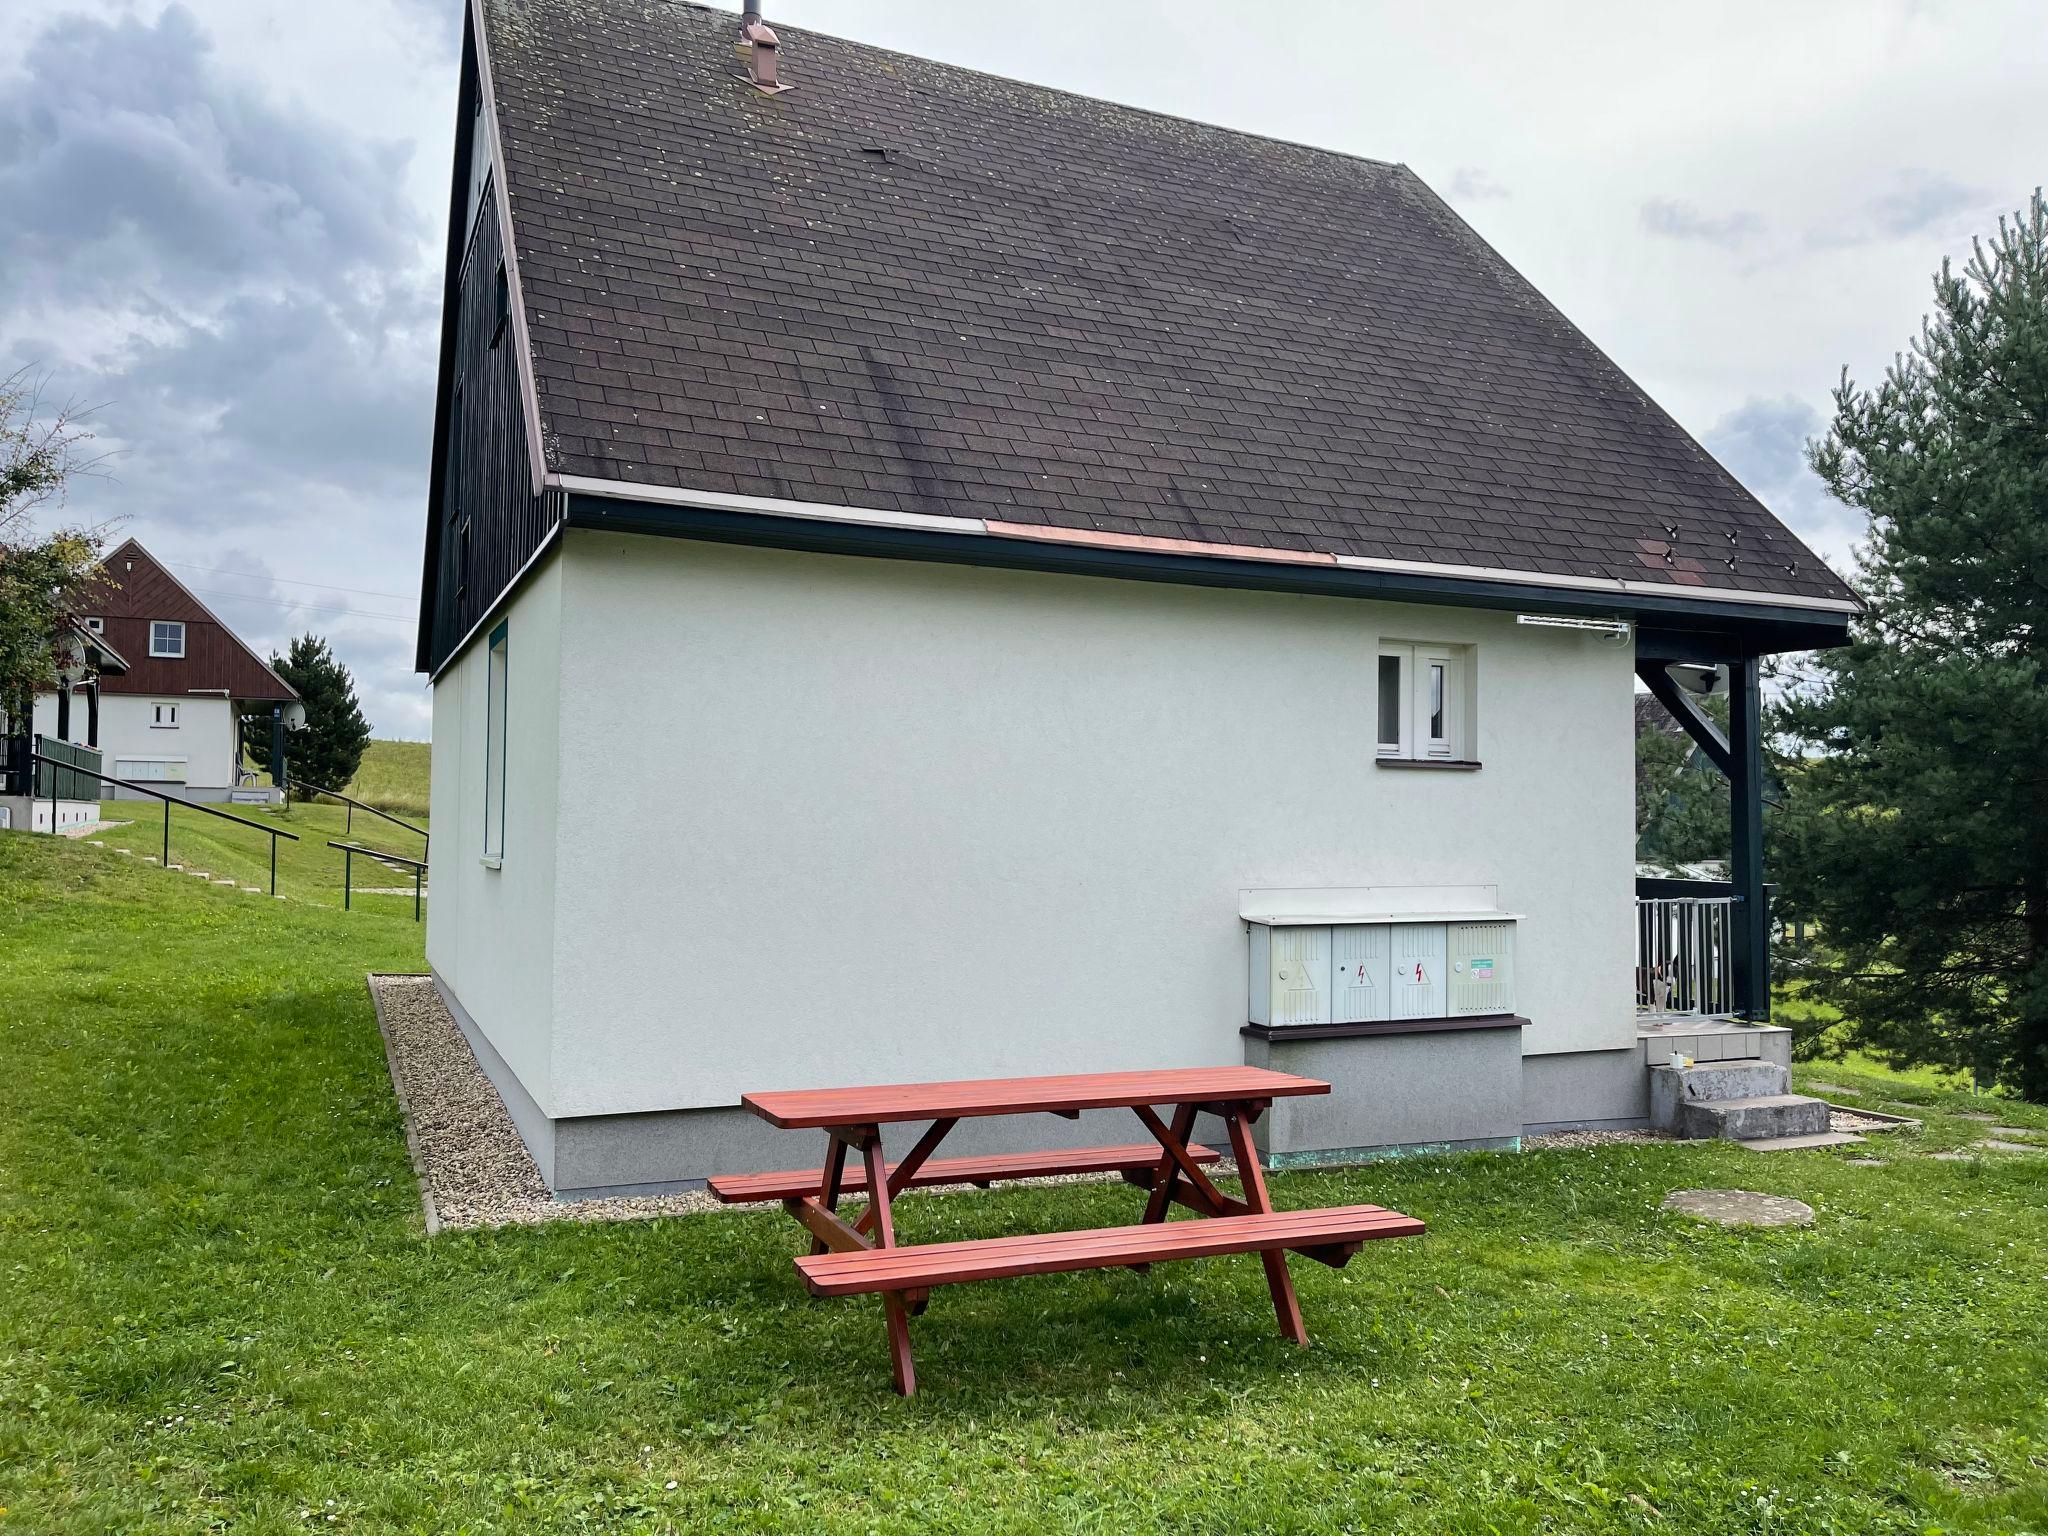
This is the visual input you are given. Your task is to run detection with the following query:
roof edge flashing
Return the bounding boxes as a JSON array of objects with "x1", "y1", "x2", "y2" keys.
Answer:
[{"x1": 553, "y1": 472, "x2": 1861, "y2": 619}]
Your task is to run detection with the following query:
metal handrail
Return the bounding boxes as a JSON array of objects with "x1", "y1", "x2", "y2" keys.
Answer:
[
  {"x1": 290, "y1": 775, "x2": 428, "y2": 852},
  {"x1": 329, "y1": 839, "x2": 427, "y2": 921},
  {"x1": 27, "y1": 750, "x2": 300, "y2": 896}
]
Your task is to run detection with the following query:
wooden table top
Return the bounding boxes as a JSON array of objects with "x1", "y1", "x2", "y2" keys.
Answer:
[{"x1": 741, "y1": 1065, "x2": 1330, "y2": 1129}]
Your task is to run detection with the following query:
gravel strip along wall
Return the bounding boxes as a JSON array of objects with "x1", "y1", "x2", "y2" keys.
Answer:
[
  {"x1": 367, "y1": 974, "x2": 727, "y2": 1230},
  {"x1": 364, "y1": 973, "x2": 1191, "y2": 1231}
]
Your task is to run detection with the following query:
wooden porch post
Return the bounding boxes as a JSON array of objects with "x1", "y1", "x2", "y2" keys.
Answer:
[{"x1": 1727, "y1": 655, "x2": 1769, "y2": 1021}]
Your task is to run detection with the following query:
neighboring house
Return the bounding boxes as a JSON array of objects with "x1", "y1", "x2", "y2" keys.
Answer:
[
  {"x1": 417, "y1": 0, "x2": 1859, "y2": 1198},
  {"x1": 33, "y1": 539, "x2": 299, "y2": 801},
  {"x1": 0, "y1": 618, "x2": 128, "y2": 832}
]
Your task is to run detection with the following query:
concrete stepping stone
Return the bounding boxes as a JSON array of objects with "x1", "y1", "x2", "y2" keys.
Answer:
[
  {"x1": 212, "y1": 877, "x2": 235, "y2": 885},
  {"x1": 1980, "y1": 1140, "x2": 2042, "y2": 1154},
  {"x1": 1739, "y1": 1131, "x2": 1864, "y2": 1152},
  {"x1": 1660, "y1": 1189, "x2": 1814, "y2": 1227},
  {"x1": 1954, "y1": 1112, "x2": 1997, "y2": 1122},
  {"x1": 1806, "y1": 1082, "x2": 1859, "y2": 1098},
  {"x1": 1929, "y1": 1151, "x2": 1978, "y2": 1162},
  {"x1": 1988, "y1": 1127, "x2": 2039, "y2": 1139},
  {"x1": 1843, "y1": 1157, "x2": 1886, "y2": 1167},
  {"x1": 240, "y1": 887, "x2": 261, "y2": 894},
  {"x1": 116, "y1": 848, "x2": 133, "y2": 856}
]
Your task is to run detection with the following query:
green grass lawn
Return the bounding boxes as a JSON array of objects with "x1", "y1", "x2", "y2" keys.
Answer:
[
  {"x1": 84, "y1": 798, "x2": 427, "y2": 917},
  {"x1": 3, "y1": 831, "x2": 2046, "y2": 1533},
  {"x1": 341, "y1": 740, "x2": 431, "y2": 821}
]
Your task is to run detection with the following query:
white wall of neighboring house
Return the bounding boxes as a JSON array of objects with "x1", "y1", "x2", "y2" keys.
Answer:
[
  {"x1": 29, "y1": 690, "x2": 94, "y2": 748},
  {"x1": 89, "y1": 694, "x2": 239, "y2": 791},
  {"x1": 426, "y1": 555, "x2": 565, "y2": 1115},
  {"x1": 428, "y1": 531, "x2": 1634, "y2": 1123}
]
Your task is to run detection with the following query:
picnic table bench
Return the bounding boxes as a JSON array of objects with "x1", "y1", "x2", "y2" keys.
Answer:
[{"x1": 708, "y1": 1066, "x2": 1424, "y2": 1394}]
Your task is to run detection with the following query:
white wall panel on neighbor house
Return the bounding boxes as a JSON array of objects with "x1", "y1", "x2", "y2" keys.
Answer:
[
  {"x1": 1390, "y1": 922, "x2": 1448, "y2": 1019},
  {"x1": 426, "y1": 556, "x2": 564, "y2": 1114},
  {"x1": 94, "y1": 694, "x2": 236, "y2": 789},
  {"x1": 541, "y1": 531, "x2": 1637, "y2": 1118},
  {"x1": 1449, "y1": 921, "x2": 1516, "y2": 1014},
  {"x1": 1332, "y1": 924, "x2": 1393, "y2": 1023}
]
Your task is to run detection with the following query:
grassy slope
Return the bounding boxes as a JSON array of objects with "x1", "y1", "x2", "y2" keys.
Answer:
[
  {"x1": 86, "y1": 799, "x2": 427, "y2": 917},
  {"x1": 342, "y1": 741, "x2": 431, "y2": 820},
  {"x1": 2, "y1": 831, "x2": 2046, "y2": 1534}
]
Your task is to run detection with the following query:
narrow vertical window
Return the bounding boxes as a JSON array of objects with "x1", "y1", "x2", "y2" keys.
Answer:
[
  {"x1": 1429, "y1": 662, "x2": 1446, "y2": 740},
  {"x1": 1376, "y1": 653, "x2": 1403, "y2": 753},
  {"x1": 491, "y1": 262, "x2": 509, "y2": 347},
  {"x1": 483, "y1": 622, "x2": 508, "y2": 864}
]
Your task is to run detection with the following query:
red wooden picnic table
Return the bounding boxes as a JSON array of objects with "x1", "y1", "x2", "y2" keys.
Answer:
[{"x1": 709, "y1": 1066, "x2": 1425, "y2": 1394}]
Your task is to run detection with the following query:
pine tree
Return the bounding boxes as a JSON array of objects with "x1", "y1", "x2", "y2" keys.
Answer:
[
  {"x1": 1774, "y1": 191, "x2": 2048, "y2": 1099},
  {"x1": 244, "y1": 634, "x2": 372, "y2": 797}
]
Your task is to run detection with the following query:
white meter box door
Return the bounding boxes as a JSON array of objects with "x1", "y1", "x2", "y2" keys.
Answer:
[
  {"x1": 1331, "y1": 923, "x2": 1392, "y2": 1023},
  {"x1": 1390, "y1": 922, "x2": 1448, "y2": 1020},
  {"x1": 1268, "y1": 924, "x2": 1332, "y2": 1027},
  {"x1": 1449, "y1": 921, "x2": 1515, "y2": 1015}
]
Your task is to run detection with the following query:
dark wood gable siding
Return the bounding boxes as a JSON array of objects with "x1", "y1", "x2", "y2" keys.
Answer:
[
  {"x1": 417, "y1": 20, "x2": 560, "y2": 676},
  {"x1": 84, "y1": 543, "x2": 296, "y2": 701}
]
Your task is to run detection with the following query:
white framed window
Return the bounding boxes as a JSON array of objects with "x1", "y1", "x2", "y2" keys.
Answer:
[
  {"x1": 84, "y1": 616, "x2": 104, "y2": 633},
  {"x1": 149, "y1": 621, "x2": 186, "y2": 658},
  {"x1": 151, "y1": 702, "x2": 179, "y2": 728},
  {"x1": 1376, "y1": 642, "x2": 1471, "y2": 762},
  {"x1": 482, "y1": 620, "x2": 508, "y2": 865}
]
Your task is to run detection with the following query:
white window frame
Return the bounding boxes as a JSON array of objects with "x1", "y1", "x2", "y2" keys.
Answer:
[
  {"x1": 482, "y1": 621, "x2": 509, "y2": 867},
  {"x1": 1376, "y1": 642, "x2": 1469, "y2": 762},
  {"x1": 149, "y1": 621, "x2": 186, "y2": 658},
  {"x1": 84, "y1": 616, "x2": 104, "y2": 633},
  {"x1": 151, "y1": 701, "x2": 179, "y2": 729}
]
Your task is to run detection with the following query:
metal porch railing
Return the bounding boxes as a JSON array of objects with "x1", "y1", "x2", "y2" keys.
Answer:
[{"x1": 1636, "y1": 894, "x2": 1737, "y2": 1021}]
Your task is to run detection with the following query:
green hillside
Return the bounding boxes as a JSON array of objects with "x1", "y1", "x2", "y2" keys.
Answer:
[{"x1": 342, "y1": 738, "x2": 431, "y2": 819}]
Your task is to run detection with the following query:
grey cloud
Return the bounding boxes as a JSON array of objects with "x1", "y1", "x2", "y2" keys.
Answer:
[
  {"x1": 1701, "y1": 395, "x2": 1860, "y2": 574},
  {"x1": 1448, "y1": 166, "x2": 1508, "y2": 201},
  {"x1": 1805, "y1": 167, "x2": 1991, "y2": 248},
  {"x1": 1640, "y1": 196, "x2": 1763, "y2": 248},
  {"x1": 0, "y1": 3, "x2": 447, "y2": 738}
]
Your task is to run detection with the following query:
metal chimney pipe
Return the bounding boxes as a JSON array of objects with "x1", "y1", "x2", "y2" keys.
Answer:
[{"x1": 737, "y1": 4, "x2": 790, "y2": 93}]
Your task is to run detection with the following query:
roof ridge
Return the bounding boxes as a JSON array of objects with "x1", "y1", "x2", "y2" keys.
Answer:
[{"x1": 652, "y1": 0, "x2": 1407, "y2": 177}]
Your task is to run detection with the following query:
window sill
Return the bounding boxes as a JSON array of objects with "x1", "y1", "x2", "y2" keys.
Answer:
[
  {"x1": 1376, "y1": 757, "x2": 1482, "y2": 772},
  {"x1": 480, "y1": 856, "x2": 503, "y2": 871}
]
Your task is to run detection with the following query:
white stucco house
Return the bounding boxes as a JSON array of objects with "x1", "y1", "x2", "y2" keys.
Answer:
[{"x1": 417, "y1": 0, "x2": 1859, "y2": 1197}]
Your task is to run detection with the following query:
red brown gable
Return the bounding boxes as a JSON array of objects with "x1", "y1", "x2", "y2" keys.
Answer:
[{"x1": 82, "y1": 540, "x2": 297, "y2": 702}]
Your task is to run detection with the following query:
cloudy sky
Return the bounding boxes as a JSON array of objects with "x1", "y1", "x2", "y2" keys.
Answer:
[{"x1": 2, "y1": 0, "x2": 2041, "y2": 740}]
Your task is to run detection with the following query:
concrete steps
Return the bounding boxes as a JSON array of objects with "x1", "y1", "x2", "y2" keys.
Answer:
[
  {"x1": 1649, "y1": 1060, "x2": 1841, "y2": 1148},
  {"x1": 1679, "y1": 1093, "x2": 1832, "y2": 1142}
]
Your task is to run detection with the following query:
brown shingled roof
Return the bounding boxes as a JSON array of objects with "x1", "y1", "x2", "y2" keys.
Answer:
[{"x1": 479, "y1": 0, "x2": 1853, "y2": 605}]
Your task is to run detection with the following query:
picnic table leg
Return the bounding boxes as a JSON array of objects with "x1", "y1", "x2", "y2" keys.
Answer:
[
  {"x1": 811, "y1": 1133, "x2": 849, "y2": 1257},
  {"x1": 1225, "y1": 1105, "x2": 1308, "y2": 1348},
  {"x1": 1137, "y1": 1102, "x2": 1199, "y2": 1225},
  {"x1": 858, "y1": 1132, "x2": 917, "y2": 1397}
]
